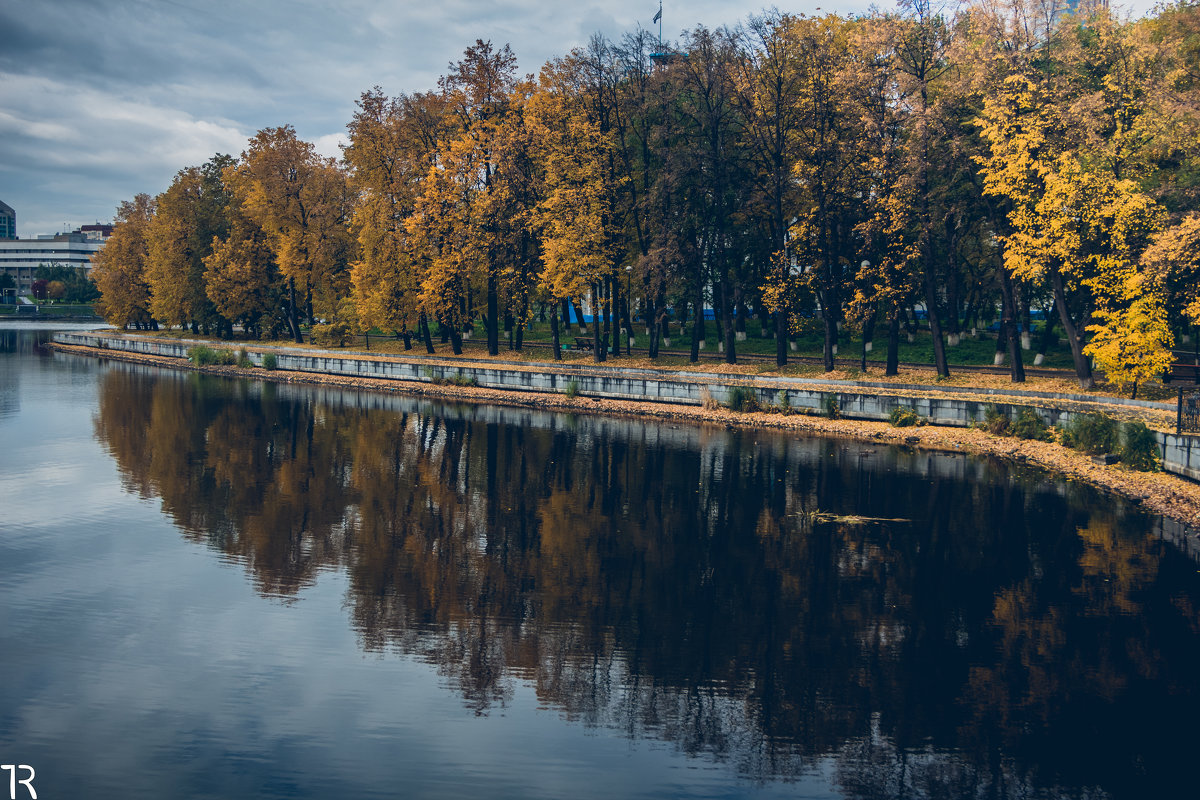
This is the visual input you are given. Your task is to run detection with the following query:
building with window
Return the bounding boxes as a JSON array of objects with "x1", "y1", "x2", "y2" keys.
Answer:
[
  {"x1": 0, "y1": 200, "x2": 15, "y2": 240},
  {"x1": 0, "y1": 225, "x2": 111, "y2": 297}
]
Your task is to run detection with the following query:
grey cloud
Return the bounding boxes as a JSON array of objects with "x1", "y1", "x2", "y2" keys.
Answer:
[{"x1": 3, "y1": 0, "x2": 905, "y2": 238}]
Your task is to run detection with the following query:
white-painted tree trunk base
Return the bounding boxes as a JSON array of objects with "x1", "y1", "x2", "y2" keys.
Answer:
[
  {"x1": 971, "y1": 328, "x2": 977, "y2": 337},
  {"x1": 907, "y1": 333, "x2": 915, "y2": 343},
  {"x1": 718, "y1": 341, "x2": 724, "y2": 353},
  {"x1": 947, "y1": 334, "x2": 960, "y2": 346},
  {"x1": 994, "y1": 352, "x2": 1006, "y2": 366},
  {"x1": 736, "y1": 331, "x2": 746, "y2": 341},
  {"x1": 698, "y1": 340, "x2": 706, "y2": 350},
  {"x1": 789, "y1": 341, "x2": 797, "y2": 351},
  {"x1": 864, "y1": 341, "x2": 873, "y2": 352},
  {"x1": 831, "y1": 344, "x2": 838, "y2": 355},
  {"x1": 1183, "y1": 335, "x2": 1192, "y2": 344},
  {"x1": 1021, "y1": 332, "x2": 1032, "y2": 350},
  {"x1": 663, "y1": 337, "x2": 670, "y2": 347},
  {"x1": 628, "y1": 338, "x2": 635, "y2": 348},
  {"x1": 1034, "y1": 353, "x2": 1045, "y2": 366}
]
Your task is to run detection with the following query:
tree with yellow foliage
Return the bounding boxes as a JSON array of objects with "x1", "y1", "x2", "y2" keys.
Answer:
[
  {"x1": 203, "y1": 207, "x2": 279, "y2": 339},
  {"x1": 346, "y1": 89, "x2": 446, "y2": 353},
  {"x1": 146, "y1": 155, "x2": 233, "y2": 336},
  {"x1": 529, "y1": 53, "x2": 624, "y2": 361},
  {"x1": 91, "y1": 193, "x2": 157, "y2": 330},
  {"x1": 225, "y1": 126, "x2": 356, "y2": 342}
]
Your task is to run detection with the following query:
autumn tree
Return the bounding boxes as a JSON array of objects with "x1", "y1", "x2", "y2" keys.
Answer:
[
  {"x1": 226, "y1": 126, "x2": 356, "y2": 342},
  {"x1": 146, "y1": 154, "x2": 234, "y2": 336},
  {"x1": 408, "y1": 40, "x2": 522, "y2": 357},
  {"x1": 203, "y1": 206, "x2": 280, "y2": 338},
  {"x1": 91, "y1": 193, "x2": 157, "y2": 330},
  {"x1": 346, "y1": 89, "x2": 446, "y2": 353},
  {"x1": 787, "y1": 15, "x2": 864, "y2": 372},
  {"x1": 529, "y1": 55, "x2": 625, "y2": 360},
  {"x1": 733, "y1": 11, "x2": 807, "y2": 366}
]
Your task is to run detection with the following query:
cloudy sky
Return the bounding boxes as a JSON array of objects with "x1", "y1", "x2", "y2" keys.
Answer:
[{"x1": 0, "y1": 0, "x2": 1158, "y2": 238}]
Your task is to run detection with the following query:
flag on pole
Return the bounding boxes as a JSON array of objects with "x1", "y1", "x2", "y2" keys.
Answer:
[{"x1": 653, "y1": 6, "x2": 662, "y2": 23}]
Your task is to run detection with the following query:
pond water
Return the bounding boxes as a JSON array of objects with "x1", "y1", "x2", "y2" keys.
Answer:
[{"x1": 1, "y1": 326, "x2": 1198, "y2": 799}]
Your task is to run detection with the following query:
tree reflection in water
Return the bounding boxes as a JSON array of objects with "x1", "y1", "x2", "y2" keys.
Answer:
[{"x1": 94, "y1": 364, "x2": 1200, "y2": 799}]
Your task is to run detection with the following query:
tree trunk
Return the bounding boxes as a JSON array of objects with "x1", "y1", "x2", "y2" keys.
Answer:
[
  {"x1": 823, "y1": 311, "x2": 837, "y2": 372},
  {"x1": 286, "y1": 278, "x2": 303, "y2": 343},
  {"x1": 886, "y1": 313, "x2": 900, "y2": 376},
  {"x1": 1001, "y1": 272, "x2": 1025, "y2": 383},
  {"x1": 449, "y1": 327, "x2": 463, "y2": 356},
  {"x1": 690, "y1": 280, "x2": 704, "y2": 363},
  {"x1": 550, "y1": 309, "x2": 562, "y2": 361},
  {"x1": 720, "y1": 275, "x2": 736, "y2": 364},
  {"x1": 592, "y1": 283, "x2": 605, "y2": 363},
  {"x1": 1052, "y1": 270, "x2": 1094, "y2": 389},
  {"x1": 924, "y1": 272, "x2": 950, "y2": 378},
  {"x1": 1036, "y1": 300, "x2": 1057, "y2": 364},
  {"x1": 776, "y1": 308, "x2": 788, "y2": 367},
  {"x1": 486, "y1": 271, "x2": 499, "y2": 356}
]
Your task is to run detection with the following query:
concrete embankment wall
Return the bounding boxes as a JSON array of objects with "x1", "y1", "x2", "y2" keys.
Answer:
[{"x1": 53, "y1": 331, "x2": 1200, "y2": 483}]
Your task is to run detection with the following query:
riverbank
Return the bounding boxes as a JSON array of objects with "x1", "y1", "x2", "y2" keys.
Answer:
[{"x1": 49, "y1": 337, "x2": 1200, "y2": 544}]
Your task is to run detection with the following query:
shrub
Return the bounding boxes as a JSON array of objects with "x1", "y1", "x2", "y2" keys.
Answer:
[
  {"x1": 822, "y1": 395, "x2": 841, "y2": 419},
  {"x1": 981, "y1": 404, "x2": 1010, "y2": 435},
  {"x1": 699, "y1": 388, "x2": 719, "y2": 410},
  {"x1": 1120, "y1": 420, "x2": 1159, "y2": 472},
  {"x1": 564, "y1": 379, "x2": 580, "y2": 399},
  {"x1": 776, "y1": 390, "x2": 792, "y2": 414},
  {"x1": 236, "y1": 349, "x2": 254, "y2": 368},
  {"x1": 1061, "y1": 412, "x2": 1118, "y2": 454},
  {"x1": 1012, "y1": 407, "x2": 1052, "y2": 441},
  {"x1": 261, "y1": 352, "x2": 278, "y2": 371},
  {"x1": 311, "y1": 322, "x2": 352, "y2": 347},
  {"x1": 187, "y1": 345, "x2": 234, "y2": 366},
  {"x1": 727, "y1": 385, "x2": 760, "y2": 412},
  {"x1": 449, "y1": 371, "x2": 477, "y2": 387},
  {"x1": 889, "y1": 406, "x2": 923, "y2": 428}
]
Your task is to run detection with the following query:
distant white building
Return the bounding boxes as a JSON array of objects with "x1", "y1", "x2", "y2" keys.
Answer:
[{"x1": 0, "y1": 213, "x2": 112, "y2": 296}]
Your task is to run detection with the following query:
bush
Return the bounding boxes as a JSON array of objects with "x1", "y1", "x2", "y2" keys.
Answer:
[
  {"x1": 727, "y1": 386, "x2": 760, "y2": 412},
  {"x1": 187, "y1": 345, "x2": 235, "y2": 366},
  {"x1": 776, "y1": 390, "x2": 792, "y2": 414},
  {"x1": 236, "y1": 349, "x2": 254, "y2": 368},
  {"x1": 449, "y1": 371, "x2": 477, "y2": 387},
  {"x1": 1120, "y1": 420, "x2": 1160, "y2": 472},
  {"x1": 564, "y1": 379, "x2": 580, "y2": 399},
  {"x1": 700, "y1": 388, "x2": 719, "y2": 410},
  {"x1": 1061, "y1": 412, "x2": 1118, "y2": 454},
  {"x1": 311, "y1": 322, "x2": 353, "y2": 347},
  {"x1": 1012, "y1": 407, "x2": 1052, "y2": 441},
  {"x1": 980, "y1": 405, "x2": 1010, "y2": 435},
  {"x1": 889, "y1": 406, "x2": 923, "y2": 428},
  {"x1": 261, "y1": 352, "x2": 278, "y2": 371},
  {"x1": 822, "y1": 395, "x2": 841, "y2": 419}
]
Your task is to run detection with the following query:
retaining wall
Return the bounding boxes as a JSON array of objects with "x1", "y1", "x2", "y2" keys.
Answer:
[{"x1": 53, "y1": 331, "x2": 1200, "y2": 483}]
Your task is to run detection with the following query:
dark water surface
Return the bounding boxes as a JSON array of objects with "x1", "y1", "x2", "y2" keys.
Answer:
[{"x1": 2, "y1": 327, "x2": 1198, "y2": 799}]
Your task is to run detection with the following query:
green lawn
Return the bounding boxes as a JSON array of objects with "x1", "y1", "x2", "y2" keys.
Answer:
[{"x1": 451, "y1": 318, "x2": 1077, "y2": 370}]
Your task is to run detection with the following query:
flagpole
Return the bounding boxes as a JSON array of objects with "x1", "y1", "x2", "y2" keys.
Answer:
[{"x1": 658, "y1": 0, "x2": 663, "y2": 46}]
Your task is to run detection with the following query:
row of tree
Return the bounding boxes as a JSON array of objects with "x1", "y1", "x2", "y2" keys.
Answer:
[{"x1": 90, "y1": 0, "x2": 1200, "y2": 388}]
